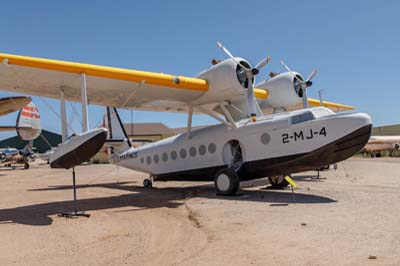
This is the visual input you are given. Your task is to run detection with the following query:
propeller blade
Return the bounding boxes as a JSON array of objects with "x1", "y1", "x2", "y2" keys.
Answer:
[
  {"x1": 254, "y1": 56, "x2": 271, "y2": 71},
  {"x1": 306, "y1": 69, "x2": 317, "y2": 82},
  {"x1": 247, "y1": 81, "x2": 257, "y2": 122},
  {"x1": 302, "y1": 89, "x2": 309, "y2": 108},
  {"x1": 216, "y1": 41, "x2": 249, "y2": 70},
  {"x1": 280, "y1": 60, "x2": 292, "y2": 72}
]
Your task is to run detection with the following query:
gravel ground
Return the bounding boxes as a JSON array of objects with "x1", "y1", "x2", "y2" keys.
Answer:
[{"x1": 0, "y1": 157, "x2": 399, "y2": 266}]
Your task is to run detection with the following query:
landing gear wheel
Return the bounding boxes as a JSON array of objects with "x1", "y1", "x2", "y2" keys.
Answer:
[
  {"x1": 214, "y1": 168, "x2": 240, "y2": 196},
  {"x1": 143, "y1": 178, "x2": 153, "y2": 188},
  {"x1": 268, "y1": 175, "x2": 290, "y2": 188},
  {"x1": 24, "y1": 163, "x2": 29, "y2": 169}
]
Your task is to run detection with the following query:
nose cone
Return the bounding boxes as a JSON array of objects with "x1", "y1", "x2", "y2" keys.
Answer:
[
  {"x1": 325, "y1": 112, "x2": 372, "y2": 164},
  {"x1": 347, "y1": 112, "x2": 372, "y2": 129}
]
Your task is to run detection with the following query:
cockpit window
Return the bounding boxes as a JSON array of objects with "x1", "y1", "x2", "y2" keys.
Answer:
[{"x1": 291, "y1": 111, "x2": 315, "y2": 124}]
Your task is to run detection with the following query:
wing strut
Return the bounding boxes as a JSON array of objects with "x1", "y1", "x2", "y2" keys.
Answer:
[
  {"x1": 186, "y1": 106, "x2": 193, "y2": 140},
  {"x1": 218, "y1": 103, "x2": 238, "y2": 129},
  {"x1": 60, "y1": 88, "x2": 68, "y2": 143},
  {"x1": 194, "y1": 105, "x2": 232, "y2": 128},
  {"x1": 81, "y1": 73, "x2": 89, "y2": 132}
]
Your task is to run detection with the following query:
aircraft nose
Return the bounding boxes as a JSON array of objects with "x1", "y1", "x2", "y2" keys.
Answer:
[
  {"x1": 342, "y1": 112, "x2": 372, "y2": 129},
  {"x1": 357, "y1": 113, "x2": 372, "y2": 128}
]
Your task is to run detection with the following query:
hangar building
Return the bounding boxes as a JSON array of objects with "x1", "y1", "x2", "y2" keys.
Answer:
[{"x1": 372, "y1": 124, "x2": 400, "y2": 136}]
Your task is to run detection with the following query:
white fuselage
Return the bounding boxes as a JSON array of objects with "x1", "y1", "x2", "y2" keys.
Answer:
[
  {"x1": 364, "y1": 136, "x2": 400, "y2": 152},
  {"x1": 111, "y1": 107, "x2": 371, "y2": 180}
]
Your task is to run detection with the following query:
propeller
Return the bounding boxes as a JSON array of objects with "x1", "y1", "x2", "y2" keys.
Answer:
[
  {"x1": 280, "y1": 60, "x2": 317, "y2": 108},
  {"x1": 217, "y1": 41, "x2": 270, "y2": 122}
]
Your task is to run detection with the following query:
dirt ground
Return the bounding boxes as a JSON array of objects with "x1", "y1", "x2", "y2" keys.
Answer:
[{"x1": 0, "y1": 157, "x2": 399, "y2": 266}]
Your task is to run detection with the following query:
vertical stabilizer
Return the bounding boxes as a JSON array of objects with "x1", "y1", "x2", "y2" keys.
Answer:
[{"x1": 16, "y1": 102, "x2": 41, "y2": 141}]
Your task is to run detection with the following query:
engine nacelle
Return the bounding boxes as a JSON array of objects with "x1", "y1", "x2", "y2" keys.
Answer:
[
  {"x1": 192, "y1": 58, "x2": 252, "y2": 104},
  {"x1": 256, "y1": 72, "x2": 304, "y2": 110}
]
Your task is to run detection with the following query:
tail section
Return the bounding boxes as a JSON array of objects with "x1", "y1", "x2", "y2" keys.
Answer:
[
  {"x1": 104, "y1": 107, "x2": 131, "y2": 154},
  {"x1": 16, "y1": 102, "x2": 41, "y2": 141}
]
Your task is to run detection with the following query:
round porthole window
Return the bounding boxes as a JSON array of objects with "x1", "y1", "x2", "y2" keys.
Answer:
[
  {"x1": 154, "y1": 154, "x2": 159, "y2": 163},
  {"x1": 180, "y1": 149, "x2": 187, "y2": 159},
  {"x1": 162, "y1": 152, "x2": 168, "y2": 162},
  {"x1": 171, "y1": 150, "x2": 177, "y2": 160},
  {"x1": 208, "y1": 143, "x2": 216, "y2": 154},
  {"x1": 199, "y1": 145, "x2": 206, "y2": 156},
  {"x1": 189, "y1": 147, "x2": 197, "y2": 157},
  {"x1": 260, "y1": 133, "x2": 271, "y2": 145}
]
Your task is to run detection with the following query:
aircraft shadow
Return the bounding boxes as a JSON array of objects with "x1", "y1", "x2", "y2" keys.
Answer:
[
  {"x1": 291, "y1": 174, "x2": 327, "y2": 182},
  {"x1": 1, "y1": 182, "x2": 336, "y2": 226}
]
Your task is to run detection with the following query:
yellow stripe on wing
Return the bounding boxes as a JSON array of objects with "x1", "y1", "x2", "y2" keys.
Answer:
[
  {"x1": 0, "y1": 53, "x2": 209, "y2": 91},
  {"x1": 308, "y1": 98, "x2": 354, "y2": 110}
]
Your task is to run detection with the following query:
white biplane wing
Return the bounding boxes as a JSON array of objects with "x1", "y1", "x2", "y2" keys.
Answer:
[
  {"x1": 0, "y1": 53, "x2": 209, "y2": 113},
  {"x1": 0, "y1": 53, "x2": 353, "y2": 114}
]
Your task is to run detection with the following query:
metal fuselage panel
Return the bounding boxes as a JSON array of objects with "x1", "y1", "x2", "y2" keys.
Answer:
[{"x1": 112, "y1": 107, "x2": 372, "y2": 180}]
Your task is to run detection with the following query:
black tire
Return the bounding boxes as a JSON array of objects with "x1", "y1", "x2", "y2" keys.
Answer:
[
  {"x1": 24, "y1": 163, "x2": 29, "y2": 169},
  {"x1": 214, "y1": 168, "x2": 240, "y2": 196},
  {"x1": 143, "y1": 179, "x2": 152, "y2": 188},
  {"x1": 268, "y1": 176, "x2": 290, "y2": 187}
]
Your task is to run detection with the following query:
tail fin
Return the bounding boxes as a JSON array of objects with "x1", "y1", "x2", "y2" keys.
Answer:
[
  {"x1": 16, "y1": 102, "x2": 41, "y2": 141},
  {"x1": 104, "y1": 107, "x2": 131, "y2": 154}
]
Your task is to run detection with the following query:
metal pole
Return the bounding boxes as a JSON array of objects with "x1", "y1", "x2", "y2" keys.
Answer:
[
  {"x1": 81, "y1": 73, "x2": 89, "y2": 132},
  {"x1": 318, "y1": 90, "x2": 324, "y2": 106},
  {"x1": 60, "y1": 89, "x2": 68, "y2": 142},
  {"x1": 72, "y1": 167, "x2": 77, "y2": 214}
]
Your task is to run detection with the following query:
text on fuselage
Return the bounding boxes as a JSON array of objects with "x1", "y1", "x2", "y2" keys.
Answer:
[{"x1": 282, "y1": 127, "x2": 327, "y2": 144}]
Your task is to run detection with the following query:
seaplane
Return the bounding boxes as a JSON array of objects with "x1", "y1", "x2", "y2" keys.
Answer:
[{"x1": 0, "y1": 42, "x2": 372, "y2": 197}]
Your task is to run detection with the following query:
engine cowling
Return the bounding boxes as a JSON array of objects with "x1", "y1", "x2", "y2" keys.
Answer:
[
  {"x1": 256, "y1": 72, "x2": 304, "y2": 110},
  {"x1": 192, "y1": 58, "x2": 253, "y2": 104}
]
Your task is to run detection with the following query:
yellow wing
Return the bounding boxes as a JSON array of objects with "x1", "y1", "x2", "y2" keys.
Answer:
[
  {"x1": 307, "y1": 98, "x2": 354, "y2": 112},
  {"x1": 0, "y1": 53, "x2": 353, "y2": 114},
  {"x1": 253, "y1": 88, "x2": 354, "y2": 113},
  {"x1": 0, "y1": 53, "x2": 208, "y2": 112}
]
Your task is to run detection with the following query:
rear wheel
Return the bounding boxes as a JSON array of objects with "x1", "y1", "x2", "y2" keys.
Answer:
[
  {"x1": 214, "y1": 168, "x2": 240, "y2": 196},
  {"x1": 24, "y1": 163, "x2": 29, "y2": 169},
  {"x1": 268, "y1": 175, "x2": 290, "y2": 188}
]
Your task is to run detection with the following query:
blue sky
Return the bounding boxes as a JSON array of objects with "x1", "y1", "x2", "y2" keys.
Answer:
[{"x1": 0, "y1": 0, "x2": 398, "y2": 139}]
